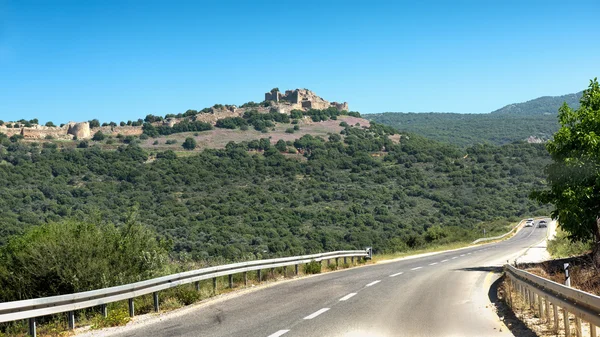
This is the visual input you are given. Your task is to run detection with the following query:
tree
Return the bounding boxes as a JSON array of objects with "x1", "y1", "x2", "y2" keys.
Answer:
[
  {"x1": 182, "y1": 137, "x2": 197, "y2": 150},
  {"x1": 45, "y1": 121, "x2": 55, "y2": 127},
  {"x1": 532, "y1": 78, "x2": 600, "y2": 267},
  {"x1": 92, "y1": 131, "x2": 105, "y2": 141},
  {"x1": 275, "y1": 139, "x2": 287, "y2": 152},
  {"x1": 89, "y1": 119, "x2": 100, "y2": 128}
]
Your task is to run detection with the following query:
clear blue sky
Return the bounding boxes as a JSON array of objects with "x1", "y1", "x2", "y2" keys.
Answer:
[{"x1": 1, "y1": 0, "x2": 599, "y2": 124}]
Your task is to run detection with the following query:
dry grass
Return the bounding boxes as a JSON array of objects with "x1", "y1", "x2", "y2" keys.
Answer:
[
  {"x1": 499, "y1": 276, "x2": 598, "y2": 337},
  {"x1": 519, "y1": 254, "x2": 600, "y2": 296}
]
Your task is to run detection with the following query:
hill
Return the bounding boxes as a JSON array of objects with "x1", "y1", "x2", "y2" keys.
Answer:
[
  {"x1": 491, "y1": 91, "x2": 582, "y2": 115},
  {"x1": 366, "y1": 91, "x2": 582, "y2": 147}
]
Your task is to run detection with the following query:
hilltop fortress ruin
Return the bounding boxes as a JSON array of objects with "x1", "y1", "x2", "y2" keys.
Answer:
[
  {"x1": 0, "y1": 88, "x2": 349, "y2": 140},
  {"x1": 265, "y1": 88, "x2": 349, "y2": 112}
]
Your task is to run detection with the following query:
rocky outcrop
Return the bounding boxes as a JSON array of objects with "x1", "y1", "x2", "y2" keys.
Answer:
[{"x1": 67, "y1": 122, "x2": 91, "y2": 139}]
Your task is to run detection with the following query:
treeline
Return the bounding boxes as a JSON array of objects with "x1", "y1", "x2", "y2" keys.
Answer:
[
  {"x1": 0, "y1": 123, "x2": 550, "y2": 267},
  {"x1": 367, "y1": 112, "x2": 560, "y2": 147}
]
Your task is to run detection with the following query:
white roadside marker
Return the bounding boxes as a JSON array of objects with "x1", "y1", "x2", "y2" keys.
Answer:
[
  {"x1": 390, "y1": 272, "x2": 404, "y2": 277},
  {"x1": 304, "y1": 308, "x2": 330, "y2": 320},
  {"x1": 339, "y1": 293, "x2": 357, "y2": 301},
  {"x1": 411, "y1": 266, "x2": 423, "y2": 270},
  {"x1": 366, "y1": 280, "x2": 381, "y2": 287},
  {"x1": 429, "y1": 262, "x2": 438, "y2": 266},
  {"x1": 268, "y1": 330, "x2": 290, "y2": 337}
]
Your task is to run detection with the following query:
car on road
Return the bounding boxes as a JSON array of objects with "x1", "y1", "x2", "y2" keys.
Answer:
[
  {"x1": 525, "y1": 221, "x2": 533, "y2": 227},
  {"x1": 538, "y1": 220, "x2": 547, "y2": 228}
]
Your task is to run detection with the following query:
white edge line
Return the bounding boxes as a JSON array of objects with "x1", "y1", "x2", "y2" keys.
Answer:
[
  {"x1": 339, "y1": 293, "x2": 357, "y2": 301},
  {"x1": 366, "y1": 280, "x2": 381, "y2": 287},
  {"x1": 268, "y1": 330, "x2": 290, "y2": 337},
  {"x1": 304, "y1": 308, "x2": 330, "y2": 320},
  {"x1": 411, "y1": 266, "x2": 423, "y2": 270},
  {"x1": 390, "y1": 272, "x2": 404, "y2": 277}
]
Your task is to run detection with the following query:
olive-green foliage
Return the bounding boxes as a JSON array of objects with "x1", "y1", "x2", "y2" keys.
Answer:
[
  {"x1": 91, "y1": 308, "x2": 131, "y2": 329},
  {"x1": 182, "y1": 137, "x2": 197, "y2": 150},
  {"x1": 367, "y1": 112, "x2": 560, "y2": 147},
  {"x1": 0, "y1": 124, "x2": 550, "y2": 268},
  {"x1": 0, "y1": 216, "x2": 170, "y2": 302},
  {"x1": 547, "y1": 229, "x2": 593, "y2": 258},
  {"x1": 303, "y1": 260, "x2": 322, "y2": 274},
  {"x1": 531, "y1": 79, "x2": 600, "y2": 265}
]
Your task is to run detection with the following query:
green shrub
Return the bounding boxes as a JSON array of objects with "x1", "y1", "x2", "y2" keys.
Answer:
[
  {"x1": 303, "y1": 260, "x2": 321, "y2": 274},
  {"x1": 170, "y1": 285, "x2": 201, "y2": 305},
  {"x1": 0, "y1": 217, "x2": 170, "y2": 302},
  {"x1": 548, "y1": 228, "x2": 593, "y2": 258},
  {"x1": 91, "y1": 308, "x2": 131, "y2": 329}
]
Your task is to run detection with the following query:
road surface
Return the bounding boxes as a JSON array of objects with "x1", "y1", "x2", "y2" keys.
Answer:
[{"x1": 81, "y1": 221, "x2": 548, "y2": 337}]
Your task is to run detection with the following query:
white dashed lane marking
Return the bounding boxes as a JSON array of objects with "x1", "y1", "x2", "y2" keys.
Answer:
[
  {"x1": 440, "y1": 259, "x2": 449, "y2": 263},
  {"x1": 366, "y1": 280, "x2": 381, "y2": 287},
  {"x1": 304, "y1": 308, "x2": 330, "y2": 320},
  {"x1": 452, "y1": 257, "x2": 458, "y2": 259},
  {"x1": 339, "y1": 293, "x2": 357, "y2": 301},
  {"x1": 429, "y1": 262, "x2": 438, "y2": 266},
  {"x1": 268, "y1": 330, "x2": 290, "y2": 337},
  {"x1": 390, "y1": 272, "x2": 404, "y2": 277},
  {"x1": 411, "y1": 266, "x2": 423, "y2": 270}
]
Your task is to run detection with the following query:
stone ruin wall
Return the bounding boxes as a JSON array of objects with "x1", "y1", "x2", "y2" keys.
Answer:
[{"x1": 265, "y1": 88, "x2": 349, "y2": 112}]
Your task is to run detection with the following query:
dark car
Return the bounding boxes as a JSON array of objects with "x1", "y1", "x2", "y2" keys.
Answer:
[{"x1": 538, "y1": 220, "x2": 547, "y2": 228}]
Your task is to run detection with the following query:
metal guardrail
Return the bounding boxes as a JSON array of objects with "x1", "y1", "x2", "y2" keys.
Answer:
[
  {"x1": 504, "y1": 264, "x2": 600, "y2": 336},
  {"x1": 0, "y1": 249, "x2": 371, "y2": 336},
  {"x1": 471, "y1": 219, "x2": 526, "y2": 244}
]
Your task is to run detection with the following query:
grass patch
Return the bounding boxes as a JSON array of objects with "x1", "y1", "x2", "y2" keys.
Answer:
[{"x1": 547, "y1": 228, "x2": 593, "y2": 258}]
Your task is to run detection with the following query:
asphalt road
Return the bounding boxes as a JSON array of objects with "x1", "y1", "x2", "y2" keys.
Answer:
[{"x1": 88, "y1": 221, "x2": 548, "y2": 337}]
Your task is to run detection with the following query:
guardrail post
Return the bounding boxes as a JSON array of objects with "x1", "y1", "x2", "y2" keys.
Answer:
[
  {"x1": 258, "y1": 270, "x2": 262, "y2": 283},
  {"x1": 351, "y1": 256, "x2": 354, "y2": 264},
  {"x1": 344, "y1": 257, "x2": 347, "y2": 265},
  {"x1": 229, "y1": 274, "x2": 233, "y2": 288},
  {"x1": 28, "y1": 317, "x2": 36, "y2": 337},
  {"x1": 213, "y1": 277, "x2": 217, "y2": 294},
  {"x1": 153, "y1": 292, "x2": 159, "y2": 312},
  {"x1": 575, "y1": 317, "x2": 582, "y2": 337},
  {"x1": 563, "y1": 308, "x2": 571, "y2": 337},
  {"x1": 270, "y1": 268, "x2": 275, "y2": 278},
  {"x1": 128, "y1": 298, "x2": 135, "y2": 317},
  {"x1": 544, "y1": 296, "x2": 550, "y2": 323},
  {"x1": 244, "y1": 272, "x2": 248, "y2": 286},
  {"x1": 538, "y1": 295, "x2": 544, "y2": 320},
  {"x1": 101, "y1": 304, "x2": 108, "y2": 318},
  {"x1": 529, "y1": 289, "x2": 535, "y2": 309},
  {"x1": 335, "y1": 257, "x2": 339, "y2": 265},
  {"x1": 194, "y1": 281, "x2": 200, "y2": 291},
  {"x1": 295, "y1": 264, "x2": 299, "y2": 275},
  {"x1": 553, "y1": 304, "x2": 559, "y2": 333},
  {"x1": 67, "y1": 311, "x2": 75, "y2": 329}
]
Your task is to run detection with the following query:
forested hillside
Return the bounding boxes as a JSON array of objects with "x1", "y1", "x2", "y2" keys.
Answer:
[
  {"x1": 367, "y1": 113, "x2": 558, "y2": 147},
  {"x1": 0, "y1": 124, "x2": 551, "y2": 263},
  {"x1": 367, "y1": 91, "x2": 582, "y2": 147},
  {"x1": 490, "y1": 91, "x2": 582, "y2": 115}
]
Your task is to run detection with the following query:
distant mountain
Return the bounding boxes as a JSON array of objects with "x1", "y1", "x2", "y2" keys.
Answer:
[
  {"x1": 367, "y1": 90, "x2": 584, "y2": 147},
  {"x1": 490, "y1": 91, "x2": 582, "y2": 115}
]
